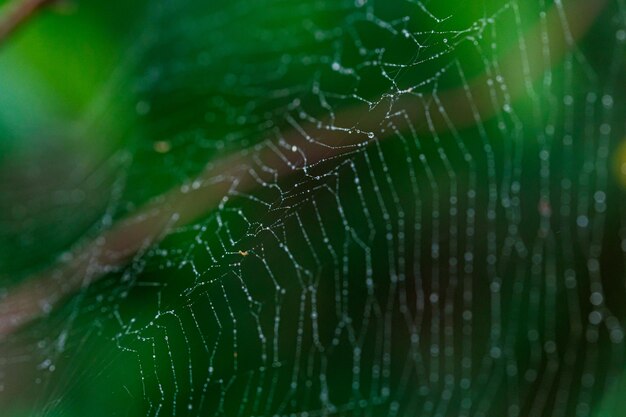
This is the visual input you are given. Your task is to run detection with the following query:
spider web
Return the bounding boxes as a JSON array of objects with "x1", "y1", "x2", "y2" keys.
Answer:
[{"x1": 1, "y1": 0, "x2": 626, "y2": 416}]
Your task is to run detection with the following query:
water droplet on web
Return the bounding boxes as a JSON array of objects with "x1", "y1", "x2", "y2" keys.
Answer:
[
  {"x1": 590, "y1": 292, "x2": 603, "y2": 306},
  {"x1": 602, "y1": 95, "x2": 614, "y2": 108}
]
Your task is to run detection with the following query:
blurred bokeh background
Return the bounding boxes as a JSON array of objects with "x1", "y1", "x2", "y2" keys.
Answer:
[{"x1": 0, "y1": 0, "x2": 625, "y2": 416}]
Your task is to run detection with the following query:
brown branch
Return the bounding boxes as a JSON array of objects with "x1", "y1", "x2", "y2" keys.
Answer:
[
  {"x1": 0, "y1": 0, "x2": 56, "y2": 45},
  {"x1": 0, "y1": 0, "x2": 608, "y2": 339}
]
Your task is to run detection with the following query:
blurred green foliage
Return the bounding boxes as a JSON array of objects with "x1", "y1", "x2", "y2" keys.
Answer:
[{"x1": 0, "y1": 0, "x2": 625, "y2": 416}]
